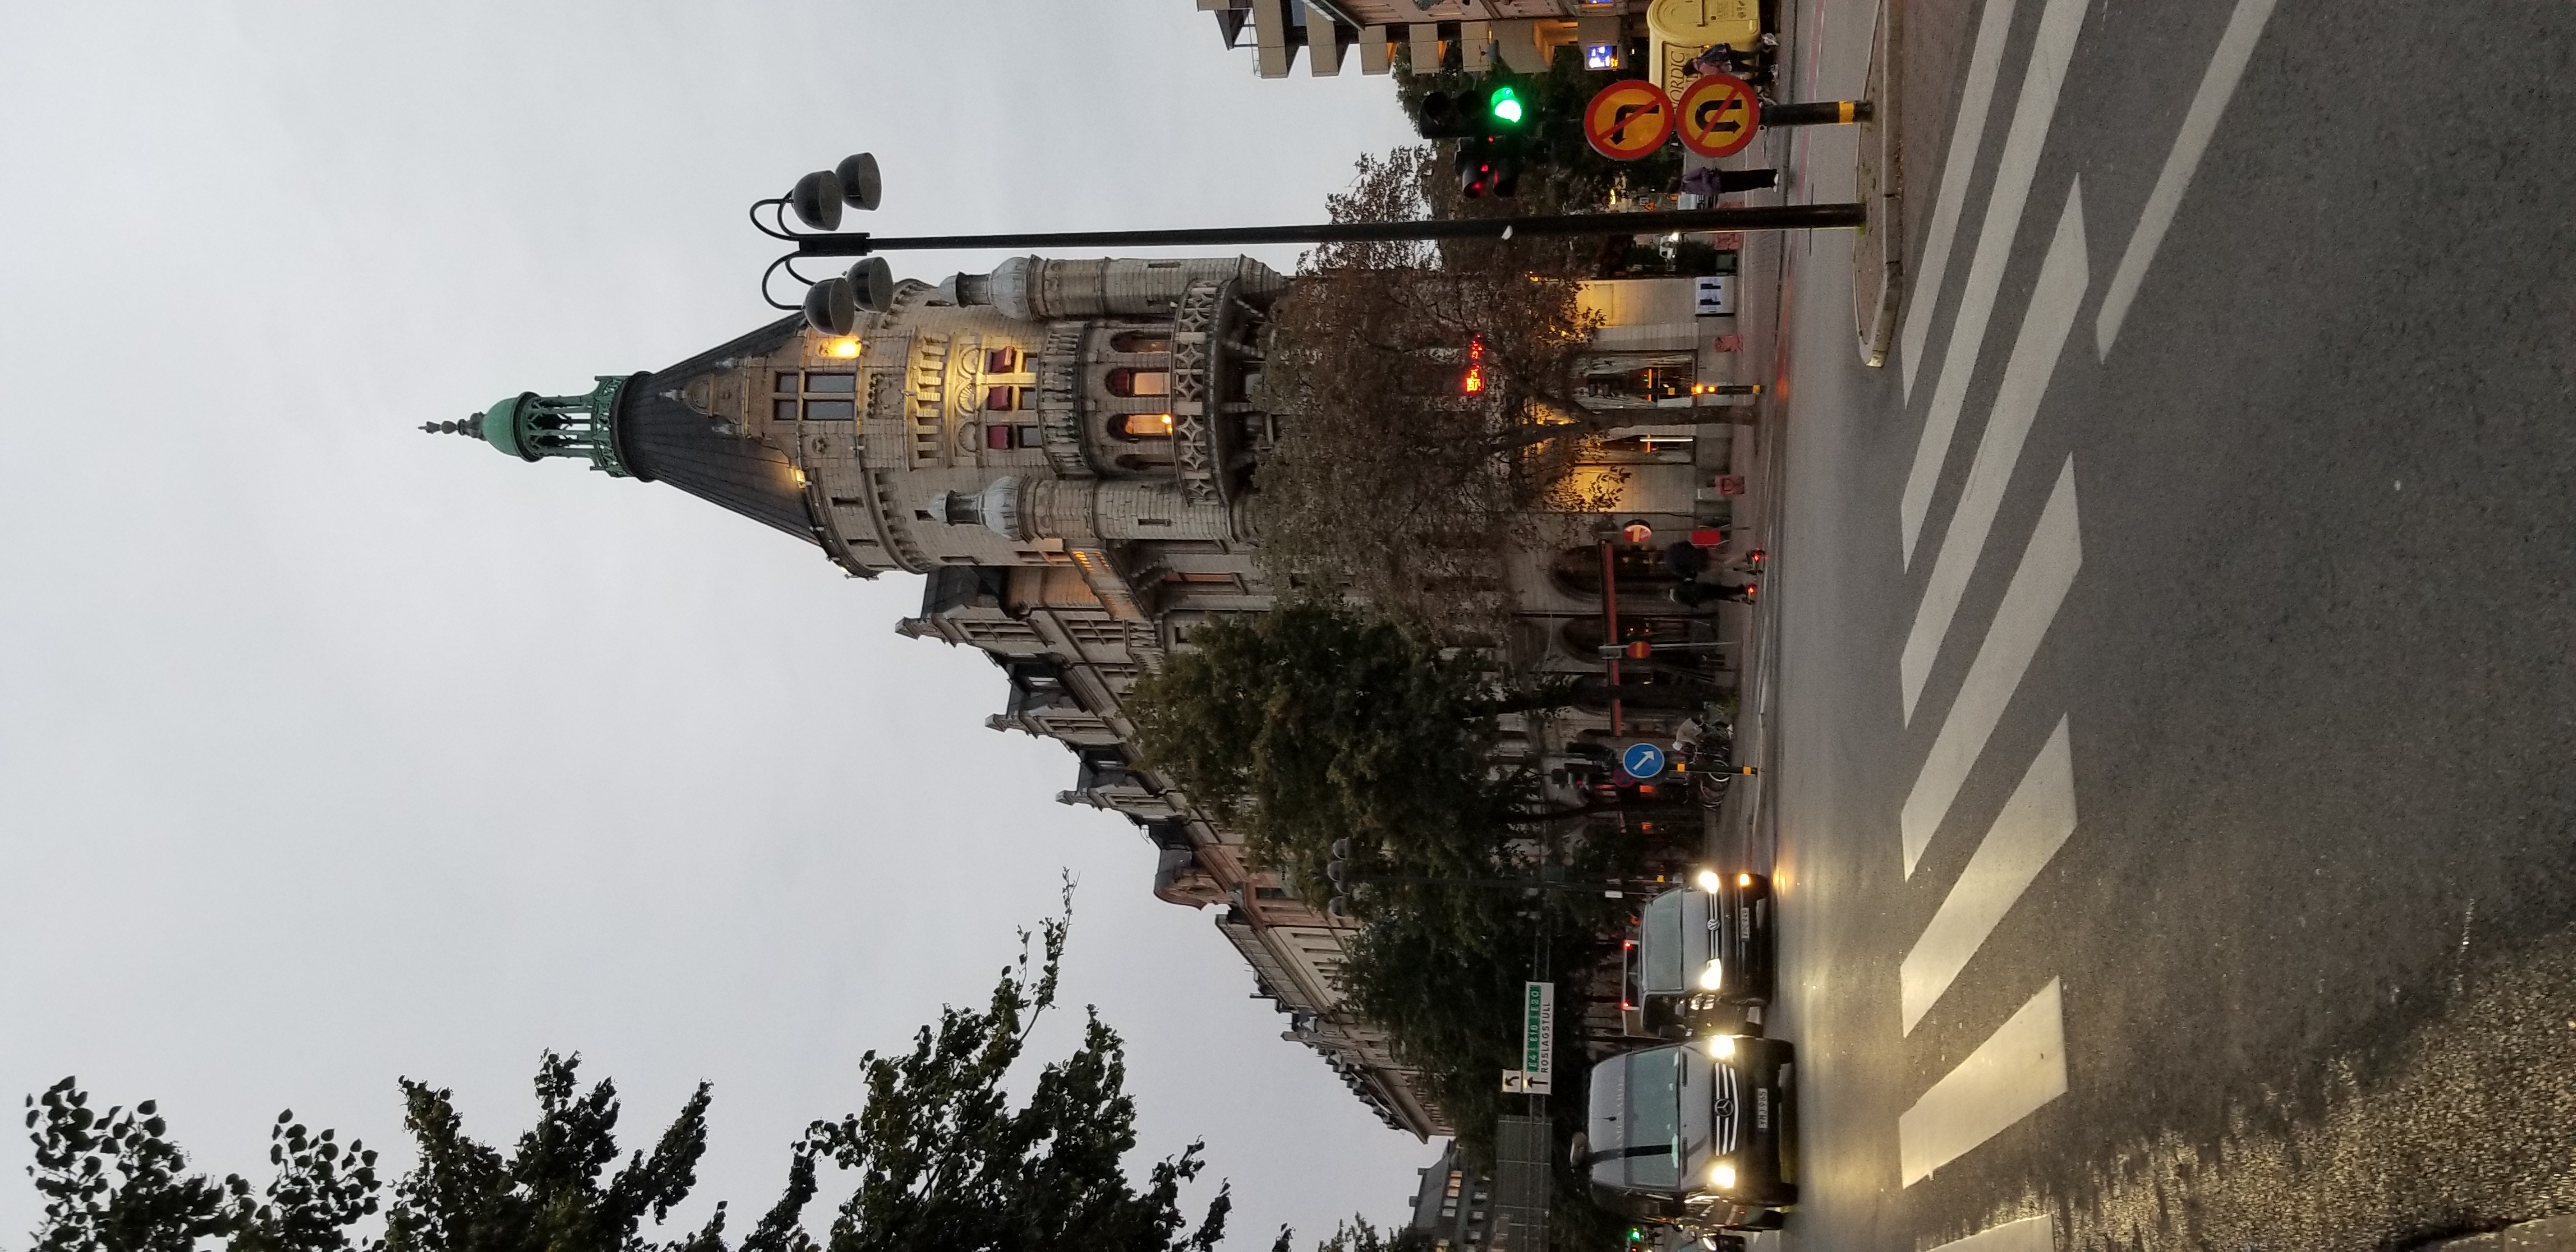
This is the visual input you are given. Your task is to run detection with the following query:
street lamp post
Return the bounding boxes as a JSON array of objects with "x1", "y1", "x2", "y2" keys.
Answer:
[{"x1": 753, "y1": 151, "x2": 1868, "y2": 333}]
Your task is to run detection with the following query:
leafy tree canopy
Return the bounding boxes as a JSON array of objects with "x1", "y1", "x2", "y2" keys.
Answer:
[
  {"x1": 24, "y1": 1078, "x2": 381, "y2": 1252},
  {"x1": 22, "y1": 896, "x2": 1223, "y2": 1252},
  {"x1": 1125, "y1": 602, "x2": 1565, "y2": 906}
]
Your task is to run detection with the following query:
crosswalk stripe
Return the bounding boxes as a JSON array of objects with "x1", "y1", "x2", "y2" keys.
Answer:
[
  {"x1": 1922, "y1": 1216, "x2": 2056, "y2": 1252},
  {"x1": 1897, "y1": 0, "x2": 2020, "y2": 402},
  {"x1": 1901, "y1": 181, "x2": 2089, "y2": 722},
  {"x1": 1901, "y1": 457, "x2": 2082, "y2": 877},
  {"x1": 2095, "y1": 0, "x2": 2282, "y2": 358},
  {"x1": 1897, "y1": 0, "x2": 2091, "y2": 565},
  {"x1": 1899, "y1": 977, "x2": 2068, "y2": 1185},
  {"x1": 1902, "y1": 717, "x2": 2077, "y2": 1033}
]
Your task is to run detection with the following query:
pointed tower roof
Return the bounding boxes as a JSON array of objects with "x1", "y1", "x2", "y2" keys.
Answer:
[{"x1": 429, "y1": 315, "x2": 818, "y2": 544}]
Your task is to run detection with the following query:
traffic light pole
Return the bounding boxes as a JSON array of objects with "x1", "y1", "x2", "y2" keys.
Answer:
[{"x1": 788, "y1": 203, "x2": 1867, "y2": 257}]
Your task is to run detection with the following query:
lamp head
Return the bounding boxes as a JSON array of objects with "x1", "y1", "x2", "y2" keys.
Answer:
[
  {"x1": 834, "y1": 152, "x2": 882, "y2": 212},
  {"x1": 802, "y1": 276, "x2": 858, "y2": 335},
  {"x1": 846, "y1": 256, "x2": 894, "y2": 312},
  {"x1": 789, "y1": 170, "x2": 844, "y2": 232}
]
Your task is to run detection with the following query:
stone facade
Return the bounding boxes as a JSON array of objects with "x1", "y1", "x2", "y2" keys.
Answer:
[{"x1": 438, "y1": 252, "x2": 1754, "y2": 1141}]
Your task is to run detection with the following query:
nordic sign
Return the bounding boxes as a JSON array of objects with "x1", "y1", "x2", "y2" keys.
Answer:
[
  {"x1": 1622, "y1": 741, "x2": 1669, "y2": 779},
  {"x1": 1584, "y1": 80, "x2": 1676, "y2": 160},
  {"x1": 1677, "y1": 71, "x2": 1761, "y2": 157},
  {"x1": 1503, "y1": 981, "x2": 1556, "y2": 1094}
]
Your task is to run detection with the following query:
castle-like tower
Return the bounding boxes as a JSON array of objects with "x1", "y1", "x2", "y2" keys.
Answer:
[{"x1": 431, "y1": 254, "x2": 1445, "y2": 1136}]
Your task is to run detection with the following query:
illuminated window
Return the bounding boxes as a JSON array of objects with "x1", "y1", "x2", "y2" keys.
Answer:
[
  {"x1": 986, "y1": 425, "x2": 1015, "y2": 450},
  {"x1": 1110, "y1": 413, "x2": 1174, "y2": 441},
  {"x1": 1104, "y1": 368, "x2": 1169, "y2": 398},
  {"x1": 985, "y1": 386, "x2": 1015, "y2": 411},
  {"x1": 1109, "y1": 331, "x2": 1170, "y2": 354},
  {"x1": 986, "y1": 347, "x2": 1019, "y2": 372}
]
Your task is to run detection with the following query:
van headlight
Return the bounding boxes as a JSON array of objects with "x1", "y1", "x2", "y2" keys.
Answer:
[
  {"x1": 1705, "y1": 1034, "x2": 1736, "y2": 1059},
  {"x1": 1707, "y1": 1163, "x2": 1736, "y2": 1191},
  {"x1": 1695, "y1": 869, "x2": 1722, "y2": 893},
  {"x1": 1697, "y1": 959, "x2": 1724, "y2": 991}
]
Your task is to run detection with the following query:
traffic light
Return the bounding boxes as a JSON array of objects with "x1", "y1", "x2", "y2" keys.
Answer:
[
  {"x1": 1456, "y1": 134, "x2": 1525, "y2": 198},
  {"x1": 1485, "y1": 84, "x2": 1526, "y2": 126}
]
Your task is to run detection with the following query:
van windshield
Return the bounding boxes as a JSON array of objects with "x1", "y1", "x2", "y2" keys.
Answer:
[
  {"x1": 1641, "y1": 892, "x2": 1685, "y2": 991},
  {"x1": 1591, "y1": 1048, "x2": 1685, "y2": 1191}
]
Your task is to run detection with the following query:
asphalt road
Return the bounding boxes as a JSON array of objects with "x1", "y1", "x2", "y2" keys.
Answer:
[{"x1": 1735, "y1": 1, "x2": 2576, "y2": 1248}]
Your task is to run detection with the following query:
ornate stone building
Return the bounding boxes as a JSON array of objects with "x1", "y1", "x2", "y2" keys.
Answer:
[{"x1": 431, "y1": 252, "x2": 1754, "y2": 1141}]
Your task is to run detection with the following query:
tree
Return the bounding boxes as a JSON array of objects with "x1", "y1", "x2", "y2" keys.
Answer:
[
  {"x1": 738, "y1": 890, "x2": 1229, "y2": 1252},
  {"x1": 381, "y1": 1053, "x2": 721, "y2": 1252},
  {"x1": 23, "y1": 1077, "x2": 381, "y2": 1252},
  {"x1": 1258, "y1": 146, "x2": 1673, "y2": 632},
  {"x1": 24, "y1": 901, "x2": 1218, "y2": 1252},
  {"x1": 1270, "y1": 1216, "x2": 1432, "y2": 1252},
  {"x1": 1123, "y1": 602, "x2": 1560, "y2": 903}
]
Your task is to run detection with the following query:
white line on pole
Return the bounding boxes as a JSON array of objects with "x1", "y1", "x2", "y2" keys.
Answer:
[
  {"x1": 1897, "y1": 0, "x2": 2090, "y2": 565},
  {"x1": 1903, "y1": 181, "x2": 2089, "y2": 723},
  {"x1": 1902, "y1": 717, "x2": 2077, "y2": 1033},
  {"x1": 1898, "y1": 0, "x2": 2021, "y2": 402},
  {"x1": 2095, "y1": 0, "x2": 2282, "y2": 359},
  {"x1": 1901, "y1": 457, "x2": 2082, "y2": 877},
  {"x1": 1899, "y1": 978, "x2": 2067, "y2": 1185}
]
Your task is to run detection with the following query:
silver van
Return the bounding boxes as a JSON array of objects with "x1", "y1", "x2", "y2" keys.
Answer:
[
  {"x1": 1583, "y1": 1035, "x2": 1797, "y2": 1232},
  {"x1": 1620, "y1": 873, "x2": 1775, "y2": 1038}
]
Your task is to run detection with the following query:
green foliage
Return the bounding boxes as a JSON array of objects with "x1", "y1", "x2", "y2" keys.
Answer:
[
  {"x1": 1124, "y1": 603, "x2": 1538, "y2": 898},
  {"x1": 1258, "y1": 148, "x2": 1630, "y2": 628},
  {"x1": 740, "y1": 892, "x2": 1229, "y2": 1252},
  {"x1": 381, "y1": 1052, "x2": 719, "y2": 1252},
  {"x1": 23, "y1": 1078, "x2": 381, "y2": 1252},
  {"x1": 23, "y1": 900, "x2": 1211, "y2": 1252},
  {"x1": 1273, "y1": 1216, "x2": 1433, "y2": 1252}
]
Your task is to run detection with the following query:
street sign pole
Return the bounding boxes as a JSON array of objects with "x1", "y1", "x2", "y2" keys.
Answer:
[{"x1": 790, "y1": 204, "x2": 1866, "y2": 257}]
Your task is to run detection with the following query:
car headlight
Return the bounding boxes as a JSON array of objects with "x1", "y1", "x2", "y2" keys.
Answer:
[
  {"x1": 1705, "y1": 1034, "x2": 1736, "y2": 1059},
  {"x1": 1694, "y1": 869, "x2": 1722, "y2": 894},
  {"x1": 1697, "y1": 959, "x2": 1724, "y2": 991},
  {"x1": 1708, "y1": 1163, "x2": 1736, "y2": 1191}
]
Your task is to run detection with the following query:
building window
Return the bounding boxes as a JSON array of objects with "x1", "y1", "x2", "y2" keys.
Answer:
[
  {"x1": 775, "y1": 370, "x2": 860, "y2": 421},
  {"x1": 985, "y1": 424, "x2": 1014, "y2": 450},
  {"x1": 1016, "y1": 425, "x2": 1040, "y2": 448},
  {"x1": 1109, "y1": 331, "x2": 1170, "y2": 355},
  {"x1": 1254, "y1": 885, "x2": 1291, "y2": 901},
  {"x1": 1110, "y1": 413, "x2": 1174, "y2": 441},
  {"x1": 1104, "y1": 368, "x2": 1170, "y2": 398},
  {"x1": 986, "y1": 346, "x2": 1019, "y2": 372}
]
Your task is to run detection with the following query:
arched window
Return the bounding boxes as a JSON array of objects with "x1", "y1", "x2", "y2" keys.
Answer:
[
  {"x1": 1109, "y1": 331, "x2": 1171, "y2": 355},
  {"x1": 1109, "y1": 413, "x2": 1175, "y2": 441},
  {"x1": 1105, "y1": 368, "x2": 1170, "y2": 398}
]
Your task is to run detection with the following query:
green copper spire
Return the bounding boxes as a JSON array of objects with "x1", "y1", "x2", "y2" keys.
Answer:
[{"x1": 422, "y1": 375, "x2": 639, "y2": 477}]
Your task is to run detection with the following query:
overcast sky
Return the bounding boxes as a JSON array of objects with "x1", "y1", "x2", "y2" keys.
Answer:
[{"x1": 0, "y1": 3, "x2": 1428, "y2": 1243}]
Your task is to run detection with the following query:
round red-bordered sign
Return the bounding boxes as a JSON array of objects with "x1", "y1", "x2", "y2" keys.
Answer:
[
  {"x1": 1676, "y1": 72, "x2": 1761, "y2": 158},
  {"x1": 1583, "y1": 79, "x2": 1676, "y2": 160}
]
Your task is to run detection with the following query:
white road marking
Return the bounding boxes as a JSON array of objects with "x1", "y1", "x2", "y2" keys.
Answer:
[
  {"x1": 1899, "y1": 977, "x2": 2068, "y2": 1185},
  {"x1": 1902, "y1": 717, "x2": 2077, "y2": 1033},
  {"x1": 1922, "y1": 1216, "x2": 2057, "y2": 1252},
  {"x1": 1901, "y1": 182, "x2": 2089, "y2": 722},
  {"x1": 2095, "y1": 0, "x2": 2281, "y2": 358},
  {"x1": 1901, "y1": 457, "x2": 2082, "y2": 876},
  {"x1": 1897, "y1": 0, "x2": 2020, "y2": 402},
  {"x1": 1897, "y1": 0, "x2": 2091, "y2": 565}
]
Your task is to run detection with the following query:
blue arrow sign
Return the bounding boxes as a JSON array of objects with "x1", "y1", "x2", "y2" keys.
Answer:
[{"x1": 1621, "y1": 742, "x2": 1667, "y2": 779}]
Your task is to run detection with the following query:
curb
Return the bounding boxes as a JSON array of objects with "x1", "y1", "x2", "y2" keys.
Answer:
[
  {"x1": 2419, "y1": 1218, "x2": 2576, "y2": 1252},
  {"x1": 1851, "y1": 0, "x2": 1903, "y2": 366}
]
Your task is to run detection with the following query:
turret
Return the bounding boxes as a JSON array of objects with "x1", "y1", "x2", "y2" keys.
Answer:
[{"x1": 424, "y1": 376, "x2": 640, "y2": 477}]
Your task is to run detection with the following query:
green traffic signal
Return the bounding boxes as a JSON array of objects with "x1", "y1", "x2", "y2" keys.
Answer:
[{"x1": 1487, "y1": 84, "x2": 1524, "y2": 125}]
